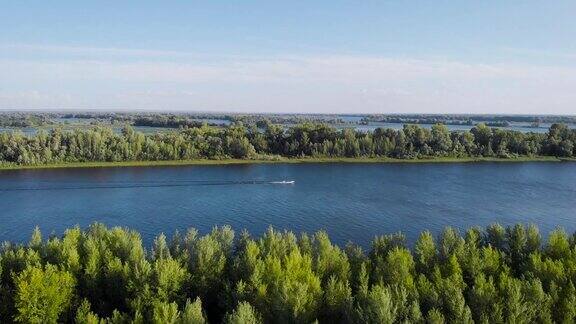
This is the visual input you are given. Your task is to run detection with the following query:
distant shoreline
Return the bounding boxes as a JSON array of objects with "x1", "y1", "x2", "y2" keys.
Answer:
[{"x1": 0, "y1": 156, "x2": 573, "y2": 171}]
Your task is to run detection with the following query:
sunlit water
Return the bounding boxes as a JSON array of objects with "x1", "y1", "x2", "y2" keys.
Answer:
[{"x1": 0, "y1": 163, "x2": 575, "y2": 247}]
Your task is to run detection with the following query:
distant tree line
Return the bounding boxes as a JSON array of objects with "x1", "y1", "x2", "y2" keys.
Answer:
[
  {"x1": 362, "y1": 114, "x2": 576, "y2": 125},
  {"x1": 132, "y1": 116, "x2": 207, "y2": 128},
  {"x1": 2, "y1": 112, "x2": 353, "y2": 128},
  {"x1": 0, "y1": 122, "x2": 574, "y2": 165},
  {"x1": 4, "y1": 112, "x2": 576, "y2": 130},
  {"x1": 58, "y1": 113, "x2": 228, "y2": 127},
  {"x1": 59, "y1": 112, "x2": 348, "y2": 126},
  {"x1": 2, "y1": 223, "x2": 576, "y2": 323},
  {"x1": 0, "y1": 114, "x2": 52, "y2": 128},
  {"x1": 60, "y1": 113, "x2": 232, "y2": 123},
  {"x1": 230, "y1": 114, "x2": 347, "y2": 125}
]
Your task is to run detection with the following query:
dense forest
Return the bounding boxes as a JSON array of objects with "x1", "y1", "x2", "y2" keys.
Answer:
[
  {"x1": 0, "y1": 122, "x2": 575, "y2": 165},
  {"x1": 2, "y1": 223, "x2": 576, "y2": 323},
  {"x1": 131, "y1": 116, "x2": 211, "y2": 129},
  {"x1": 0, "y1": 113, "x2": 52, "y2": 128}
]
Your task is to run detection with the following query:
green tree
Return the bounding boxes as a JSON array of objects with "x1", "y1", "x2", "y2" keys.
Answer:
[
  {"x1": 224, "y1": 302, "x2": 262, "y2": 324},
  {"x1": 75, "y1": 299, "x2": 101, "y2": 324},
  {"x1": 415, "y1": 231, "x2": 436, "y2": 274},
  {"x1": 431, "y1": 124, "x2": 452, "y2": 155},
  {"x1": 180, "y1": 298, "x2": 207, "y2": 324},
  {"x1": 14, "y1": 264, "x2": 75, "y2": 323},
  {"x1": 355, "y1": 284, "x2": 397, "y2": 323},
  {"x1": 153, "y1": 301, "x2": 180, "y2": 324}
]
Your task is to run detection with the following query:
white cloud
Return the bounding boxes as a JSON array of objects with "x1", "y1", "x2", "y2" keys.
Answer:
[
  {"x1": 0, "y1": 91, "x2": 76, "y2": 109},
  {"x1": 1, "y1": 45, "x2": 575, "y2": 114}
]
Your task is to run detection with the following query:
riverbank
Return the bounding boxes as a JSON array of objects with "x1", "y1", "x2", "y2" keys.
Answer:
[{"x1": 0, "y1": 156, "x2": 573, "y2": 170}]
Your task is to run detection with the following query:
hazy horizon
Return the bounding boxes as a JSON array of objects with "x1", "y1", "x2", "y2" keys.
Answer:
[
  {"x1": 2, "y1": 109, "x2": 576, "y2": 117},
  {"x1": 2, "y1": 1, "x2": 575, "y2": 114}
]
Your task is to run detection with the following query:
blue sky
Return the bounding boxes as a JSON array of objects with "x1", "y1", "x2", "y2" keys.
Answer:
[{"x1": 1, "y1": 1, "x2": 575, "y2": 114}]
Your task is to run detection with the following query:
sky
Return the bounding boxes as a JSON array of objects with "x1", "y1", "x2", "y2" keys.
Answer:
[{"x1": 1, "y1": 1, "x2": 575, "y2": 114}]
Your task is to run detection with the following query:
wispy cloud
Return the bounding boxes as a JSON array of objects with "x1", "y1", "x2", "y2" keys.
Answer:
[
  {"x1": 500, "y1": 46, "x2": 576, "y2": 62},
  {"x1": 1, "y1": 44, "x2": 575, "y2": 113},
  {"x1": 0, "y1": 43, "x2": 270, "y2": 63},
  {"x1": 0, "y1": 43, "x2": 193, "y2": 58}
]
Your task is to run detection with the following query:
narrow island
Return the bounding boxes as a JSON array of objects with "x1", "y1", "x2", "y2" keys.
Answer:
[{"x1": 0, "y1": 120, "x2": 574, "y2": 170}]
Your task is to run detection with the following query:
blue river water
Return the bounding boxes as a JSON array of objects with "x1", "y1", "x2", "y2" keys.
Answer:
[{"x1": 0, "y1": 162, "x2": 575, "y2": 247}]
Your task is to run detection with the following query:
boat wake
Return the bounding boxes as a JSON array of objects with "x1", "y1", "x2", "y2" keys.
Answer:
[
  {"x1": 270, "y1": 180, "x2": 295, "y2": 184},
  {"x1": 0, "y1": 179, "x2": 295, "y2": 191}
]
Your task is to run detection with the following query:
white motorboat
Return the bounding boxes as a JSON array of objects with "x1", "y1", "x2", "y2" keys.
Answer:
[{"x1": 271, "y1": 180, "x2": 295, "y2": 184}]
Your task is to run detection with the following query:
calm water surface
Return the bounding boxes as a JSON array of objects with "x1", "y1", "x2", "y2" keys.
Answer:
[{"x1": 0, "y1": 163, "x2": 575, "y2": 246}]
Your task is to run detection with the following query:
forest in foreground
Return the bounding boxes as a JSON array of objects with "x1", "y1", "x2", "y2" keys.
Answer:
[
  {"x1": 0, "y1": 122, "x2": 575, "y2": 166},
  {"x1": 1, "y1": 223, "x2": 576, "y2": 323}
]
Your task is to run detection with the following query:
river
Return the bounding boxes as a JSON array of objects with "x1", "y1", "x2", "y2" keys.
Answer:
[{"x1": 0, "y1": 162, "x2": 575, "y2": 246}]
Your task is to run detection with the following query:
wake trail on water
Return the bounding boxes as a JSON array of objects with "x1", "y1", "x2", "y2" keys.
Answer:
[{"x1": 0, "y1": 179, "x2": 295, "y2": 192}]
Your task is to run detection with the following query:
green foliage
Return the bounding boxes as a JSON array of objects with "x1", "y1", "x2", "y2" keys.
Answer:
[
  {"x1": 3, "y1": 223, "x2": 576, "y2": 323},
  {"x1": 14, "y1": 264, "x2": 75, "y2": 323},
  {"x1": 426, "y1": 308, "x2": 445, "y2": 324},
  {"x1": 355, "y1": 284, "x2": 397, "y2": 323},
  {"x1": 153, "y1": 256, "x2": 189, "y2": 303},
  {"x1": 382, "y1": 247, "x2": 415, "y2": 289},
  {"x1": 180, "y1": 298, "x2": 207, "y2": 324},
  {"x1": 1, "y1": 122, "x2": 574, "y2": 167},
  {"x1": 255, "y1": 248, "x2": 322, "y2": 322},
  {"x1": 224, "y1": 302, "x2": 262, "y2": 324},
  {"x1": 321, "y1": 276, "x2": 353, "y2": 322},
  {"x1": 415, "y1": 230, "x2": 436, "y2": 273},
  {"x1": 75, "y1": 299, "x2": 101, "y2": 324},
  {"x1": 152, "y1": 301, "x2": 180, "y2": 324}
]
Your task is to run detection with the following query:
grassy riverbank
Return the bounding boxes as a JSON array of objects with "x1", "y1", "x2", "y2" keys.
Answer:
[{"x1": 0, "y1": 156, "x2": 572, "y2": 170}]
